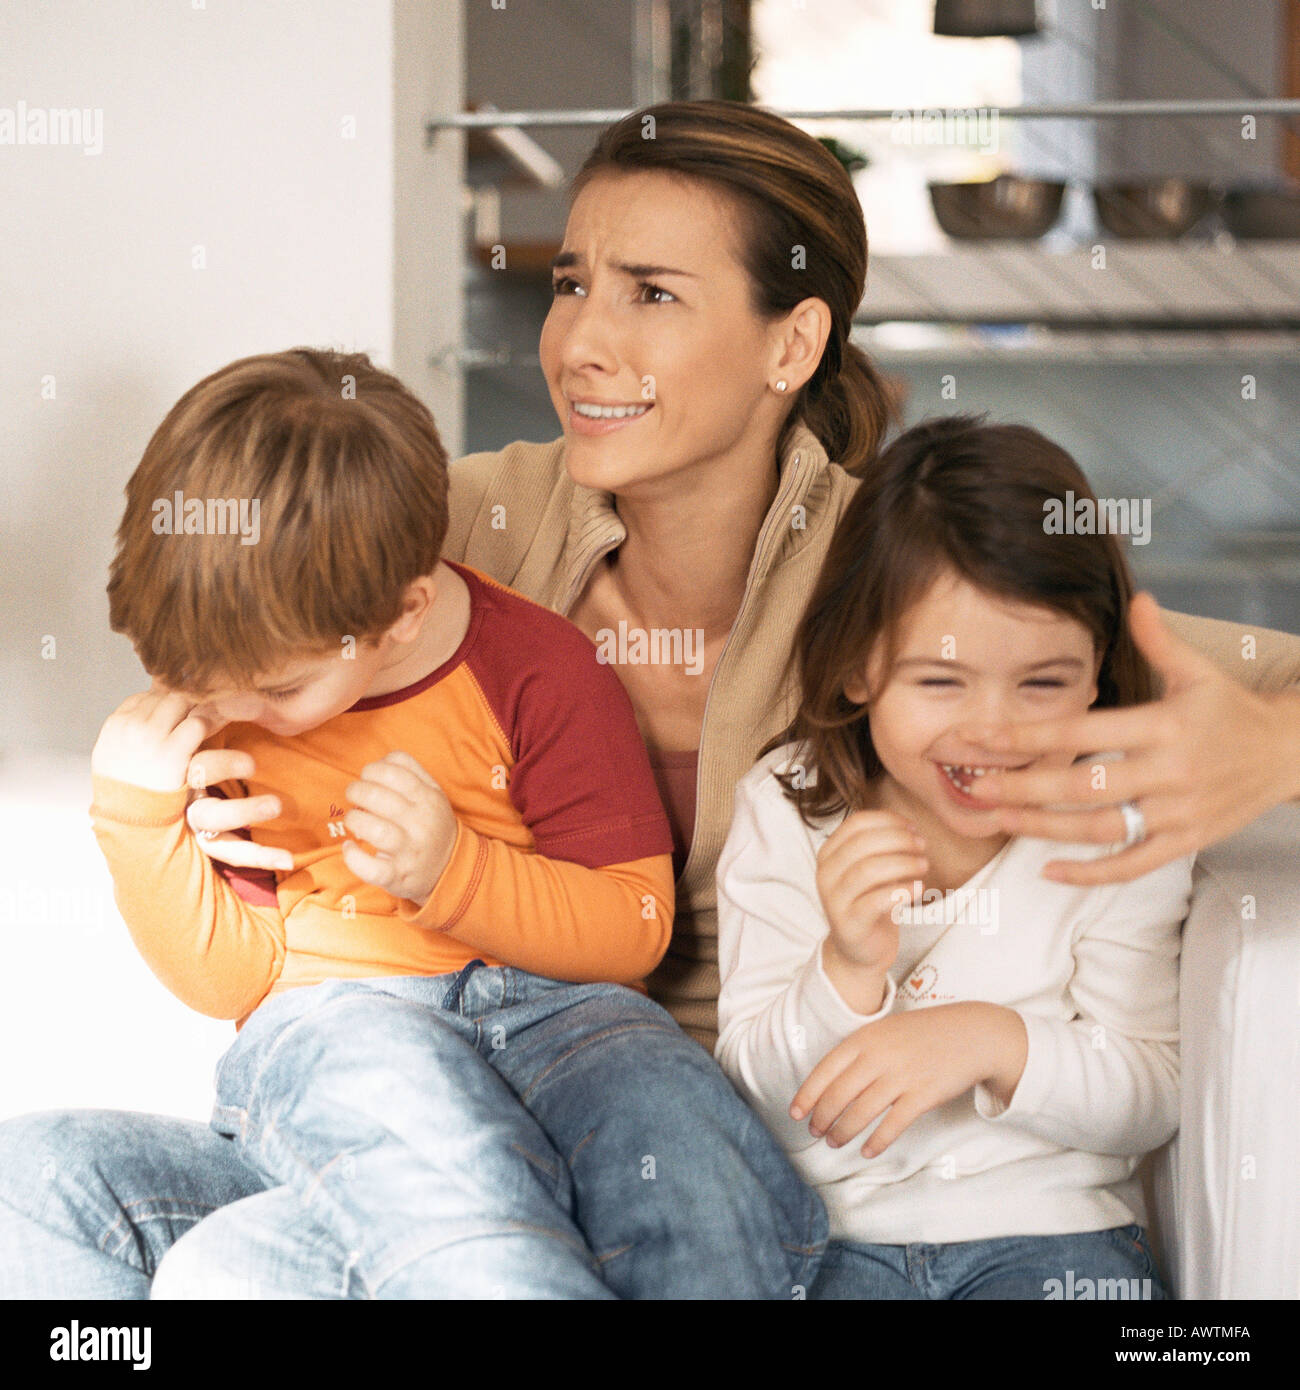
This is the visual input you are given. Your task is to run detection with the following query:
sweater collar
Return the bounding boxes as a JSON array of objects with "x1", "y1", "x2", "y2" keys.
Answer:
[{"x1": 558, "y1": 420, "x2": 834, "y2": 614}]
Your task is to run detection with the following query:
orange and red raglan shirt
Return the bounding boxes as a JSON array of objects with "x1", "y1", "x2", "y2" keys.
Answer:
[{"x1": 89, "y1": 561, "x2": 676, "y2": 1027}]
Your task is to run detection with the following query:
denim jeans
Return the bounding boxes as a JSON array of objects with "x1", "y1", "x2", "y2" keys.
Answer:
[
  {"x1": 0, "y1": 962, "x2": 826, "y2": 1299},
  {"x1": 810, "y1": 1225, "x2": 1166, "y2": 1300}
]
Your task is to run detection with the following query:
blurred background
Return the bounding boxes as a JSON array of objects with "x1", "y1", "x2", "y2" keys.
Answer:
[{"x1": 1, "y1": 0, "x2": 1298, "y2": 1117}]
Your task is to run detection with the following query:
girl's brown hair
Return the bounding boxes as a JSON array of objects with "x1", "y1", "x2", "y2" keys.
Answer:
[
  {"x1": 570, "y1": 100, "x2": 897, "y2": 477},
  {"x1": 107, "y1": 347, "x2": 450, "y2": 691},
  {"x1": 761, "y1": 414, "x2": 1158, "y2": 825}
]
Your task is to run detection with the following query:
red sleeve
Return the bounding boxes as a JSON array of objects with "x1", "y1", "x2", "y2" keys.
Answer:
[{"x1": 464, "y1": 570, "x2": 674, "y2": 867}]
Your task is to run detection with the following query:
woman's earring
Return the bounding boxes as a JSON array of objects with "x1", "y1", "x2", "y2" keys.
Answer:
[{"x1": 774, "y1": 380, "x2": 788, "y2": 393}]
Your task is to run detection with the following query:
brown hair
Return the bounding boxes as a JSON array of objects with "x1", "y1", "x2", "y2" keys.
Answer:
[
  {"x1": 761, "y1": 414, "x2": 1158, "y2": 824},
  {"x1": 570, "y1": 100, "x2": 897, "y2": 477},
  {"x1": 107, "y1": 347, "x2": 450, "y2": 691}
]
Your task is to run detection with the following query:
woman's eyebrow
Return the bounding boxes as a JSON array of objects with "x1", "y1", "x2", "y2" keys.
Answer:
[{"x1": 550, "y1": 251, "x2": 699, "y2": 278}]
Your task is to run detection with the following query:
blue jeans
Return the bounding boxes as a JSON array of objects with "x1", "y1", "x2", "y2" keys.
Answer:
[
  {"x1": 810, "y1": 1225, "x2": 1166, "y2": 1300},
  {"x1": 0, "y1": 963, "x2": 826, "y2": 1299}
]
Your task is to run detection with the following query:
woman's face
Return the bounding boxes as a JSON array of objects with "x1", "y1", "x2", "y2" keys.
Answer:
[{"x1": 539, "y1": 170, "x2": 793, "y2": 495}]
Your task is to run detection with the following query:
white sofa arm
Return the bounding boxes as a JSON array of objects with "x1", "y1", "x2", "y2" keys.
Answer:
[{"x1": 1147, "y1": 802, "x2": 1300, "y2": 1300}]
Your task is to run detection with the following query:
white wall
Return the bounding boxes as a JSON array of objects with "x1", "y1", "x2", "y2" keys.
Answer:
[
  {"x1": 0, "y1": 0, "x2": 462, "y2": 1119},
  {"x1": 0, "y1": 0, "x2": 463, "y2": 760}
]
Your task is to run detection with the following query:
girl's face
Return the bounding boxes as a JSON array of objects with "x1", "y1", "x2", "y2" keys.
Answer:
[
  {"x1": 538, "y1": 170, "x2": 789, "y2": 495},
  {"x1": 844, "y1": 569, "x2": 1102, "y2": 842}
]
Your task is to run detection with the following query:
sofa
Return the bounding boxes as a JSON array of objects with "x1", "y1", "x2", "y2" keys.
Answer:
[{"x1": 1141, "y1": 798, "x2": 1300, "y2": 1300}]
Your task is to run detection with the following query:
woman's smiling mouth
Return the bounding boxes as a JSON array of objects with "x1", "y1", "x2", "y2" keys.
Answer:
[{"x1": 567, "y1": 397, "x2": 654, "y2": 434}]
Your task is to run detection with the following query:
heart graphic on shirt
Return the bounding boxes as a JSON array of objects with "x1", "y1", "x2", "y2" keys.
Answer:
[{"x1": 904, "y1": 964, "x2": 938, "y2": 999}]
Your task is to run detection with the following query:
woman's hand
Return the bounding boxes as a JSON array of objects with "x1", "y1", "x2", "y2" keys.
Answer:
[
  {"x1": 957, "y1": 592, "x2": 1300, "y2": 885},
  {"x1": 814, "y1": 809, "x2": 928, "y2": 1013},
  {"x1": 185, "y1": 747, "x2": 295, "y2": 873},
  {"x1": 789, "y1": 1003, "x2": 1027, "y2": 1156}
]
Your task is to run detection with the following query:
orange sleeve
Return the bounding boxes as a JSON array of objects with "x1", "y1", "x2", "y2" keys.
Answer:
[
  {"x1": 398, "y1": 822, "x2": 673, "y2": 985},
  {"x1": 90, "y1": 773, "x2": 286, "y2": 1019}
]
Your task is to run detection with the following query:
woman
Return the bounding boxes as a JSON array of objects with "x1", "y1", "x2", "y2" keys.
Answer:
[{"x1": 3, "y1": 101, "x2": 1299, "y2": 1300}]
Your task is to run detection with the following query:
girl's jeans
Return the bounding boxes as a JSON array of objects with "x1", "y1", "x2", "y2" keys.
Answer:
[
  {"x1": 812, "y1": 1225, "x2": 1166, "y2": 1300},
  {"x1": 0, "y1": 963, "x2": 827, "y2": 1299}
]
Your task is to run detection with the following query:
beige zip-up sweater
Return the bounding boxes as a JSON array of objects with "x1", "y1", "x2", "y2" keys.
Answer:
[{"x1": 444, "y1": 421, "x2": 1300, "y2": 1050}]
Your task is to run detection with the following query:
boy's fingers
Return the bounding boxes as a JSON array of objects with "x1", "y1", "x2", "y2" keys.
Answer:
[
  {"x1": 193, "y1": 831, "x2": 294, "y2": 873},
  {"x1": 340, "y1": 837, "x2": 394, "y2": 890},
  {"x1": 381, "y1": 751, "x2": 439, "y2": 788},
  {"x1": 116, "y1": 690, "x2": 154, "y2": 716},
  {"x1": 187, "y1": 794, "x2": 281, "y2": 835},
  {"x1": 186, "y1": 704, "x2": 232, "y2": 740},
  {"x1": 147, "y1": 690, "x2": 196, "y2": 733},
  {"x1": 186, "y1": 748, "x2": 255, "y2": 789},
  {"x1": 356, "y1": 759, "x2": 427, "y2": 802},
  {"x1": 343, "y1": 807, "x2": 402, "y2": 855},
  {"x1": 164, "y1": 714, "x2": 217, "y2": 762},
  {"x1": 344, "y1": 780, "x2": 412, "y2": 823}
]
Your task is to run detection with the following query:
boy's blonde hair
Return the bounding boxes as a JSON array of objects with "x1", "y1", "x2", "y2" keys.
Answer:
[{"x1": 108, "y1": 347, "x2": 450, "y2": 691}]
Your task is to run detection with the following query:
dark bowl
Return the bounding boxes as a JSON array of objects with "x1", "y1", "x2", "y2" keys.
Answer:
[
  {"x1": 929, "y1": 175, "x2": 1066, "y2": 240},
  {"x1": 1093, "y1": 180, "x2": 1216, "y2": 239},
  {"x1": 1222, "y1": 188, "x2": 1300, "y2": 239}
]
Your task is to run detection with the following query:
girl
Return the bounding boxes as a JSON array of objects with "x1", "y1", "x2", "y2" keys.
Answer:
[{"x1": 716, "y1": 413, "x2": 1194, "y2": 1300}]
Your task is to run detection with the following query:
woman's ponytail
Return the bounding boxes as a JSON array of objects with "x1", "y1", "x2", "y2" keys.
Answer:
[{"x1": 797, "y1": 340, "x2": 898, "y2": 480}]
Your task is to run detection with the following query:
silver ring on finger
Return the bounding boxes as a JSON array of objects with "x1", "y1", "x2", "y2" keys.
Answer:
[{"x1": 1119, "y1": 800, "x2": 1147, "y2": 849}]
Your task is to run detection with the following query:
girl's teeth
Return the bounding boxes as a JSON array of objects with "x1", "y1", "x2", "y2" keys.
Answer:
[
  {"x1": 941, "y1": 764, "x2": 991, "y2": 793},
  {"x1": 573, "y1": 402, "x2": 651, "y2": 419}
]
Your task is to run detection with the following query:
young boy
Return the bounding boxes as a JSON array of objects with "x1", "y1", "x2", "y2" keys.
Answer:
[{"x1": 90, "y1": 347, "x2": 676, "y2": 1297}]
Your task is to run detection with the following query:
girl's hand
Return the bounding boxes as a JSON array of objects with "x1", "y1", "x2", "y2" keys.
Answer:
[
  {"x1": 340, "y1": 751, "x2": 459, "y2": 905},
  {"x1": 958, "y1": 592, "x2": 1300, "y2": 885},
  {"x1": 790, "y1": 1003, "x2": 1027, "y2": 1156},
  {"x1": 815, "y1": 809, "x2": 928, "y2": 984},
  {"x1": 92, "y1": 688, "x2": 226, "y2": 793}
]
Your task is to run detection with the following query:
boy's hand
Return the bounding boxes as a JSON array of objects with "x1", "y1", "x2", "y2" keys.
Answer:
[
  {"x1": 341, "y1": 751, "x2": 459, "y2": 905},
  {"x1": 92, "y1": 688, "x2": 227, "y2": 793},
  {"x1": 789, "y1": 1003, "x2": 1028, "y2": 1156},
  {"x1": 815, "y1": 810, "x2": 928, "y2": 991},
  {"x1": 185, "y1": 748, "x2": 295, "y2": 873}
]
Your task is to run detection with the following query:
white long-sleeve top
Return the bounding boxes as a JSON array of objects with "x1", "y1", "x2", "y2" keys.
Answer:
[{"x1": 715, "y1": 743, "x2": 1195, "y2": 1245}]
